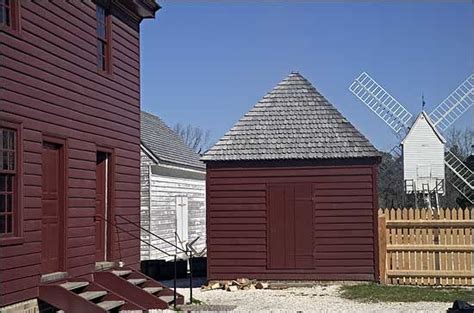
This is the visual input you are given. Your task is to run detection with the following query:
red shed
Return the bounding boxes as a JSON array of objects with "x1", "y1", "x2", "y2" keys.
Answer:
[
  {"x1": 1, "y1": 1, "x2": 183, "y2": 311},
  {"x1": 202, "y1": 72, "x2": 382, "y2": 281}
]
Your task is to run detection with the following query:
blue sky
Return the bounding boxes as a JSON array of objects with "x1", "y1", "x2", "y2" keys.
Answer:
[{"x1": 140, "y1": 1, "x2": 472, "y2": 152}]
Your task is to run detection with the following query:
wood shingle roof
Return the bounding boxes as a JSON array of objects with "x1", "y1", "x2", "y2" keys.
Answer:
[
  {"x1": 202, "y1": 72, "x2": 380, "y2": 162},
  {"x1": 141, "y1": 111, "x2": 205, "y2": 170}
]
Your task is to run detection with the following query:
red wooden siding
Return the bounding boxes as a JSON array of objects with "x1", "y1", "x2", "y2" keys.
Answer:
[
  {"x1": 0, "y1": 1, "x2": 142, "y2": 307},
  {"x1": 206, "y1": 162, "x2": 379, "y2": 281}
]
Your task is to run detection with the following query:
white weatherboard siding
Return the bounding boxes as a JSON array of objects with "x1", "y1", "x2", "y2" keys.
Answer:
[
  {"x1": 402, "y1": 114, "x2": 445, "y2": 192},
  {"x1": 141, "y1": 171, "x2": 206, "y2": 261},
  {"x1": 140, "y1": 151, "x2": 156, "y2": 260}
]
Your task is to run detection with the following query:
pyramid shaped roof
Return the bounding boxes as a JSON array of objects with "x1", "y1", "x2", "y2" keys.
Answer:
[{"x1": 202, "y1": 72, "x2": 380, "y2": 161}]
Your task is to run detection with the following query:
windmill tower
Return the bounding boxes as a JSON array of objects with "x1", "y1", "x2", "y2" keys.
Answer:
[{"x1": 349, "y1": 72, "x2": 474, "y2": 208}]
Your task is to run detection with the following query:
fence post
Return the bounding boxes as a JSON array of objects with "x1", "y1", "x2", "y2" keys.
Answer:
[{"x1": 378, "y1": 213, "x2": 387, "y2": 285}]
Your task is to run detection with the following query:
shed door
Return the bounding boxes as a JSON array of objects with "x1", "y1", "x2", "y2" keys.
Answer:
[
  {"x1": 268, "y1": 183, "x2": 314, "y2": 269},
  {"x1": 41, "y1": 142, "x2": 65, "y2": 273},
  {"x1": 176, "y1": 196, "x2": 189, "y2": 244}
]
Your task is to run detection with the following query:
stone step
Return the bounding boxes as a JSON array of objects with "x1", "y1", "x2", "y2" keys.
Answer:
[
  {"x1": 159, "y1": 295, "x2": 174, "y2": 304},
  {"x1": 111, "y1": 270, "x2": 132, "y2": 277},
  {"x1": 60, "y1": 281, "x2": 89, "y2": 291},
  {"x1": 127, "y1": 278, "x2": 146, "y2": 286},
  {"x1": 142, "y1": 287, "x2": 163, "y2": 294},
  {"x1": 97, "y1": 300, "x2": 125, "y2": 311},
  {"x1": 78, "y1": 291, "x2": 107, "y2": 301},
  {"x1": 95, "y1": 261, "x2": 115, "y2": 271}
]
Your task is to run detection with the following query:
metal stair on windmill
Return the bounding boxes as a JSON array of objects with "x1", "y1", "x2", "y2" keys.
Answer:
[{"x1": 349, "y1": 72, "x2": 474, "y2": 205}]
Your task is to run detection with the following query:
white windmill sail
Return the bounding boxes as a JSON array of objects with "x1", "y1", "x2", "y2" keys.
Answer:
[
  {"x1": 349, "y1": 72, "x2": 413, "y2": 136},
  {"x1": 427, "y1": 74, "x2": 474, "y2": 204},
  {"x1": 445, "y1": 151, "x2": 473, "y2": 204},
  {"x1": 429, "y1": 74, "x2": 474, "y2": 132}
]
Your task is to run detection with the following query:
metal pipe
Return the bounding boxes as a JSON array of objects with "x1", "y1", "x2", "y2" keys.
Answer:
[
  {"x1": 117, "y1": 215, "x2": 187, "y2": 253},
  {"x1": 97, "y1": 215, "x2": 172, "y2": 256},
  {"x1": 173, "y1": 254, "x2": 177, "y2": 309},
  {"x1": 189, "y1": 247, "x2": 193, "y2": 304}
]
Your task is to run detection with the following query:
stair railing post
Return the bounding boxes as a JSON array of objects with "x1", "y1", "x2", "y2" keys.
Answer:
[
  {"x1": 173, "y1": 254, "x2": 177, "y2": 309},
  {"x1": 189, "y1": 247, "x2": 193, "y2": 304}
]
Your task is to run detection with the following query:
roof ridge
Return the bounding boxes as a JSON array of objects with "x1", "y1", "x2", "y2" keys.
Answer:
[{"x1": 202, "y1": 73, "x2": 380, "y2": 162}]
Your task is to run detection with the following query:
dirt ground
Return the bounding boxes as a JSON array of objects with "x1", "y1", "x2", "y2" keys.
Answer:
[{"x1": 169, "y1": 284, "x2": 452, "y2": 312}]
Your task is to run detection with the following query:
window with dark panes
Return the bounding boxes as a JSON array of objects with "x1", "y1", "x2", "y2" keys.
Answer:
[
  {"x1": 96, "y1": 4, "x2": 110, "y2": 72},
  {"x1": 0, "y1": 0, "x2": 18, "y2": 30},
  {"x1": 0, "y1": 0, "x2": 12, "y2": 27},
  {"x1": 0, "y1": 128, "x2": 16, "y2": 236}
]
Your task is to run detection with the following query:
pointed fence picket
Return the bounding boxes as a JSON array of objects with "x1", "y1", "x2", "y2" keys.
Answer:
[{"x1": 378, "y1": 207, "x2": 474, "y2": 286}]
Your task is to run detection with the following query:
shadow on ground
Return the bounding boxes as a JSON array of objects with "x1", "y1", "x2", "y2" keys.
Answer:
[{"x1": 160, "y1": 276, "x2": 207, "y2": 288}]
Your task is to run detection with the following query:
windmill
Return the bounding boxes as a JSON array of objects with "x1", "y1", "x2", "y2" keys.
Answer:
[{"x1": 349, "y1": 72, "x2": 474, "y2": 207}]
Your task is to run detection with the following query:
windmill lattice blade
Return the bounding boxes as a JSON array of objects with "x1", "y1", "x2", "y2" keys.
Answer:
[
  {"x1": 429, "y1": 74, "x2": 474, "y2": 132},
  {"x1": 445, "y1": 150, "x2": 474, "y2": 204},
  {"x1": 349, "y1": 72, "x2": 412, "y2": 134},
  {"x1": 379, "y1": 144, "x2": 402, "y2": 175}
]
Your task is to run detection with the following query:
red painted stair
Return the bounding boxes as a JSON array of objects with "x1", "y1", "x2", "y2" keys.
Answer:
[
  {"x1": 93, "y1": 267, "x2": 185, "y2": 310},
  {"x1": 39, "y1": 279, "x2": 144, "y2": 312}
]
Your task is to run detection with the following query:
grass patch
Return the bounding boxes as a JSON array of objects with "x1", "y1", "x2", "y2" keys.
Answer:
[{"x1": 340, "y1": 283, "x2": 474, "y2": 303}]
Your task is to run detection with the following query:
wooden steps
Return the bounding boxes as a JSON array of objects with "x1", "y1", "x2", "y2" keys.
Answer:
[
  {"x1": 97, "y1": 300, "x2": 125, "y2": 310},
  {"x1": 40, "y1": 279, "x2": 143, "y2": 312},
  {"x1": 112, "y1": 270, "x2": 132, "y2": 277},
  {"x1": 94, "y1": 267, "x2": 184, "y2": 309},
  {"x1": 79, "y1": 291, "x2": 107, "y2": 301},
  {"x1": 158, "y1": 295, "x2": 174, "y2": 304},
  {"x1": 40, "y1": 267, "x2": 183, "y2": 311},
  {"x1": 127, "y1": 278, "x2": 146, "y2": 285},
  {"x1": 143, "y1": 287, "x2": 163, "y2": 294},
  {"x1": 60, "y1": 281, "x2": 89, "y2": 291}
]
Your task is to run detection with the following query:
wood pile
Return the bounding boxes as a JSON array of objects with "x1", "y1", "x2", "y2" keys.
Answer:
[{"x1": 201, "y1": 278, "x2": 269, "y2": 292}]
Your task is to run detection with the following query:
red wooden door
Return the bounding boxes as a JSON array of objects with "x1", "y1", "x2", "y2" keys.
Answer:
[
  {"x1": 268, "y1": 183, "x2": 314, "y2": 269},
  {"x1": 95, "y1": 152, "x2": 108, "y2": 261},
  {"x1": 41, "y1": 142, "x2": 64, "y2": 273}
]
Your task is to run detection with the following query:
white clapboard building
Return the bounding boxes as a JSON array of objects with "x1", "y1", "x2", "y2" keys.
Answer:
[
  {"x1": 140, "y1": 111, "x2": 206, "y2": 260},
  {"x1": 401, "y1": 111, "x2": 446, "y2": 194}
]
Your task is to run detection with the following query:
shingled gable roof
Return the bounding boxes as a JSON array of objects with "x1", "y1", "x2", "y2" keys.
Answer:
[
  {"x1": 201, "y1": 72, "x2": 381, "y2": 162},
  {"x1": 141, "y1": 111, "x2": 205, "y2": 170}
]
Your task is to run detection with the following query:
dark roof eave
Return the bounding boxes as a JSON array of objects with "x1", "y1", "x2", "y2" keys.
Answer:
[
  {"x1": 203, "y1": 156, "x2": 382, "y2": 168},
  {"x1": 124, "y1": 0, "x2": 160, "y2": 19},
  {"x1": 159, "y1": 158, "x2": 206, "y2": 172}
]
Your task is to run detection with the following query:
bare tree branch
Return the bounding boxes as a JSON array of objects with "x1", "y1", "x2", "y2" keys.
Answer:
[{"x1": 173, "y1": 122, "x2": 211, "y2": 154}]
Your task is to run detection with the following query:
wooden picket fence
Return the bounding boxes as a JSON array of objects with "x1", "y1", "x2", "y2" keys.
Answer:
[{"x1": 378, "y1": 208, "x2": 474, "y2": 286}]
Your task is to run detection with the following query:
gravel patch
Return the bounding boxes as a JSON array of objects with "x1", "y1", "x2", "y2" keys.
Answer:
[{"x1": 173, "y1": 285, "x2": 452, "y2": 312}]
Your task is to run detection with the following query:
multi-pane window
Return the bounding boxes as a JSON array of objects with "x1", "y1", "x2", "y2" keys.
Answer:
[
  {"x1": 0, "y1": 128, "x2": 16, "y2": 236},
  {"x1": 96, "y1": 4, "x2": 110, "y2": 72},
  {"x1": 0, "y1": 0, "x2": 18, "y2": 30},
  {"x1": 0, "y1": 0, "x2": 12, "y2": 27}
]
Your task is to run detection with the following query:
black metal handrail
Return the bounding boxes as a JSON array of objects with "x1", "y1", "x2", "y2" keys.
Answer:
[
  {"x1": 96, "y1": 214, "x2": 198, "y2": 307},
  {"x1": 116, "y1": 215, "x2": 187, "y2": 254}
]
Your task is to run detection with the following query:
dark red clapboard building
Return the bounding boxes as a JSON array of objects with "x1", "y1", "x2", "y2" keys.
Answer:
[
  {"x1": 1, "y1": 1, "x2": 182, "y2": 311},
  {"x1": 202, "y1": 72, "x2": 382, "y2": 281}
]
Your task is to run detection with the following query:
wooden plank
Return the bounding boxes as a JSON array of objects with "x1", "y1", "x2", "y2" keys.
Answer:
[
  {"x1": 386, "y1": 245, "x2": 474, "y2": 252},
  {"x1": 386, "y1": 220, "x2": 474, "y2": 227},
  {"x1": 378, "y1": 214, "x2": 387, "y2": 284},
  {"x1": 439, "y1": 208, "x2": 446, "y2": 286},
  {"x1": 387, "y1": 270, "x2": 474, "y2": 278}
]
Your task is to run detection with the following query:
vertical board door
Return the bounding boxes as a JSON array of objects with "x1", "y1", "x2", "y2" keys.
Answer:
[
  {"x1": 268, "y1": 183, "x2": 314, "y2": 269},
  {"x1": 176, "y1": 196, "x2": 189, "y2": 244},
  {"x1": 41, "y1": 142, "x2": 64, "y2": 273},
  {"x1": 95, "y1": 152, "x2": 108, "y2": 261}
]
